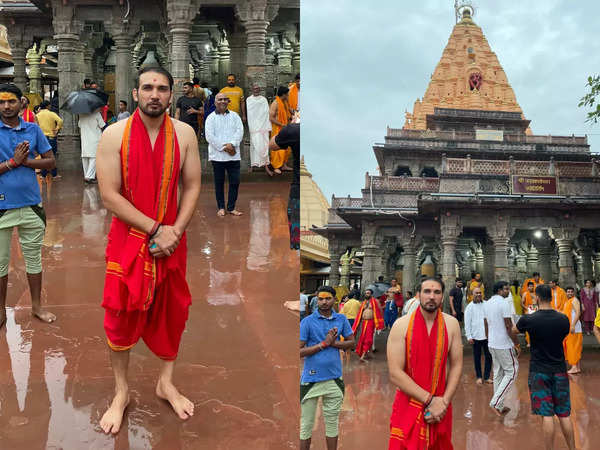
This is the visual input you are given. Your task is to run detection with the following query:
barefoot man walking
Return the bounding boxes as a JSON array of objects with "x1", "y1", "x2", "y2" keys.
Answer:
[{"x1": 96, "y1": 66, "x2": 201, "y2": 434}]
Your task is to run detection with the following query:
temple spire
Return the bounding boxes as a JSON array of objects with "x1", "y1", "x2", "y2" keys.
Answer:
[{"x1": 454, "y1": 1, "x2": 476, "y2": 24}]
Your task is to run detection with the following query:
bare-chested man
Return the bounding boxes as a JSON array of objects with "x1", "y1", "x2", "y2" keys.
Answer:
[
  {"x1": 387, "y1": 278, "x2": 463, "y2": 449},
  {"x1": 352, "y1": 288, "x2": 384, "y2": 362},
  {"x1": 96, "y1": 66, "x2": 201, "y2": 434}
]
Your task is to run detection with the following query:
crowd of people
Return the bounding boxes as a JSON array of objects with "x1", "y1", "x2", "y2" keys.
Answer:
[{"x1": 299, "y1": 271, "x2": 600, "y2": 449}]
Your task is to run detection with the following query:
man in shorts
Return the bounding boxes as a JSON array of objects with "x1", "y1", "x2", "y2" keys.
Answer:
[
  {"x1": 515, "y1": 284, "x2": 575, "y2": 449},
  {"x1": 300, "y1": 285, "x2": 355, "y2": 450},
  {"x1": 0, "y1": 83, "x2": 56, "y2": 328}
]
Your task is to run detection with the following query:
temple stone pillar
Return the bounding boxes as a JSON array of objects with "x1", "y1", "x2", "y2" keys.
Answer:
[
  {"x1": 580, "y1": 248, "x2": 594, "y2": 284},
  {"x1": 52, "y1": 2, "x2": 84, "y2": 169},
  {"x1": 361, "y1": 221, "x2": 382, "y2": 290},
  {"x1": 488, "y1": 219, "x2": 512, "y2": 282},
  {"x1": 399, "y1": 233, "x2": 418, "y2": 294},
  {"x1": 228, "y1": 30, "x2": 247, "y2": 90},
  {"x1": 166, "y1": 0, "x2": 199, "y2": 102},
  {"x1": 475, "y1": 247, "x2": 484, "y2": 277},
  {"x1": 536, "y1": 241, "x2": 554, "y2": 283},
  {"x1": 340, "y1": 251, "x2": 351, "y2": 289},
  {"x1": 109, "y1": 18, "x2": 140, "y2": 114},
  {"x1": 291, "y1": 35, "x2": 300, "y2": 77},
  {"x1": 236, "y1": 1, "x2": 278, "y2": 91},
  {"x1": 483, "y1": 243, "x2": 495, "y2": 294},
  {"x1": 26, "y1": 43, "x2": 44, "y2": 95},
  {"x1": 4, "y1": 23, "x2": 31, "y2": 93},
  {"x1": 593, "y1": 252, "x2": 600, "y2": 282},
  {"x1": 276, "y1": 36, "x2": 292, "y2": 85},
  {"x1": 218, "y1": 33, "x2": 231, "y2": 89},
  {"x1": 526, "y1": 246, "x2": 539, "y2": 276},
  {"x1": 515, "y1": 251, "x2": 527, "y2": 281},
  {"x1": 207, "y1": 47, "x2": 219, "y2": 86},
  {"x1": 328, "y1": 248, "x2": 342, "y2": 288},
  {"x1": 440, "y1": 215, "x2": 461, "y2": 310},
  {"x1": 551, "y1": 225, "x2": 580, "y2": 288},
  {"x1": 551, "y1": 254, "x2": 559, "y2": 281}
]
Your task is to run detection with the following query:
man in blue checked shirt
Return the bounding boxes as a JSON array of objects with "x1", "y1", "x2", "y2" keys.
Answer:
[{"x1": 300, "y1": 285, "x2": 355, "y2": 450}]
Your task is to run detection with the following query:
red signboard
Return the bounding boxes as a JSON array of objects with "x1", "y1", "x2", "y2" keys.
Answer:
[{"x1": 511, "y1": 176, "x2": 558, "y2": 195}]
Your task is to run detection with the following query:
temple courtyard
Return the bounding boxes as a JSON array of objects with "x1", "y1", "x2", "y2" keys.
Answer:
[
  {"x1": 0, "y1": 174, "x2": 299, "y2": 449},
  {"x1": 306, "y1": 332, "x2": 600, "y2": 450}
]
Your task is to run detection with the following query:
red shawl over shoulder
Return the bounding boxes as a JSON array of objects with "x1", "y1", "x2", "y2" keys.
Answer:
[
  {"x1": 389, "y1": 308, "x2": 452, "y2": 450},
  {"x1": 352, "y1": 297, "x2": 385, "y2": 335},
  {"x1": 102, "y1": 109, "x2": 191, "y2": 313}
]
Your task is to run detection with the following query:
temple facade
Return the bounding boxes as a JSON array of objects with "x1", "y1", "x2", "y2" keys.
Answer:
[
  {"x1": 0, "y1": 0, "x2": 299, "y2": 170},
  {"x1": 314, "y1": 6, "x2": 600, "y2": 302}
]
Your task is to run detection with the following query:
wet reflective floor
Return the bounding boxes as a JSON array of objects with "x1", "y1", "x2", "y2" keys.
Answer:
[
  {"x1": 0, "y1": 174, "x2": 299, "y2": 449},
  {"x1": 309, "y1": 332, "x2": 600, "y2": 450}
]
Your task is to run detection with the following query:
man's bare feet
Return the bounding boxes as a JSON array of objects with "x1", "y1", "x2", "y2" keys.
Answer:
[
  {"x1": 227, "y1": 210, "x2": 243, "y2": 216},
  {"x1": 490, "y1": 406, "x2": 510, "y2": 417},
  {"x1": 100, "y1": 391, "x2": 129, "y2": 434},
  {"x1": 485, "y1": 379, "x2": 493, "y2": 384},
  {"x1": 32, "y1": 308, "x2": 56, "y2": 323},
  {"x1": 282, "y1": 164, "x2": 293, "y2": 171},
  {"x1": 0, "y1": 309, "x2": 6, "y2": 329},
  {"x1": 274, "y1": 168, "x2": 282, "y2": 175},
  {"x1": 156, "y1": 379, "x2": 194, "y2": 420},
  {"x1": 476, "y1": 378, "x2": 483, "y2": 385},
  {"x1": 567, "y1": 367, "x2": 581, "y2": 374},
  {"x1": 265, "y1": 165, "x2": 274, "y2": 177},
  {"x1": 217, "y1": 209, "x2": 225, "y2": 217}
]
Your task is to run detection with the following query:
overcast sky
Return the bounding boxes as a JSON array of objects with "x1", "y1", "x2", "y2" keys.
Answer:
[{"x1": 301, "y1": 0, "x2": 600, "y2": 200}]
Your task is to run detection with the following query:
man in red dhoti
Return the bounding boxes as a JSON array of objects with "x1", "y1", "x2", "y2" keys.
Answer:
[
  {"x1": 352, "y1": 289, "x2": 384, "y2": 362},
  {"x1": 96, "y1": 66, "x2": 201, "y2": 434},
  {"x1": 387, "y1": 277, "x2": 463, "y2": 449}
]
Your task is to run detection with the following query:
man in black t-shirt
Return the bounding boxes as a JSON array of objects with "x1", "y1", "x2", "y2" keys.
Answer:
[
  {"x1": 270, "y1": 121, "x2": 300, "y2": 250},
  {"x1": 175, "y1": 82, "x2": 203, "y2": 135},
  {"x1": 515, "y1": 284, "x2": 576, "y2": 450},
  {"x1": 449, "y1": 278, "x2": 464, "y2": 322}
]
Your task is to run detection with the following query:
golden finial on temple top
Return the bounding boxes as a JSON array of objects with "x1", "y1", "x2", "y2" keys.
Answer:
[{"x1": 454, "y1": 0, "x2": 476, "y2": 24}]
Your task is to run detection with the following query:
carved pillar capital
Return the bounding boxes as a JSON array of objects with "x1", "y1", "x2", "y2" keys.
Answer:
[{"x1": 440, "y1": 214, "x2": 462, "y2": 244}]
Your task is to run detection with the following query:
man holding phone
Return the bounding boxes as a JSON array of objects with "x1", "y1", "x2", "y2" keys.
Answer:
[{"x1": 300, "y1": 285, "x2": 355, "y2": 450}]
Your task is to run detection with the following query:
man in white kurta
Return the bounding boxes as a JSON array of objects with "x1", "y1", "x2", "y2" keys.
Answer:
[
  {"x1": 78, "y1": 108, "x2": 105, "y2": 182},
  {"x1": 245, "y1": 85, "x2": 271, "y2": 168}
]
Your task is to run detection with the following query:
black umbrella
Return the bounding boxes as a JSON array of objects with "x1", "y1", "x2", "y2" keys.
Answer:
[
  {"x1": 61, "y1": 89, "x2": 108, "y2": 114},
  {"x1": 365, "y1": 282, "x2": 391, "y2": 298}
]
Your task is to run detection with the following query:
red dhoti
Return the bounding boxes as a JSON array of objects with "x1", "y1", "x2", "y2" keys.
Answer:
[
  {"x1": 355, "y1": 319, "x2": 375, "y2": 357},
  {"x1": 389, "y1": 308, "x2": 453, "y2": 450},
  {"x1": 102, "y1": 110, "x2": 191, "y2": 360}
]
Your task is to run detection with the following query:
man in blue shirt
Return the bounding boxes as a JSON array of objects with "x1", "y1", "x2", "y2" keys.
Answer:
[
  {"x1": 300, "y1": 285, "x2": 355, "y2": 450},
  {"x1": 0, "y1": 83, "x2": 56, "y2": 329}
]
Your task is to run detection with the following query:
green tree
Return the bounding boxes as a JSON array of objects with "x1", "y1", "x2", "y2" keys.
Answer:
[{"x1": 579, "y1": 75, "x2": 600, "y2": 123}]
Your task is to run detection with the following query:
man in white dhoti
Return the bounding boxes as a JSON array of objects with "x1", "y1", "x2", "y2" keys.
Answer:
[
  {"x1": 78, "y1": 107, "x2": 105, "y2": 183},
  {"x1": 246, "y1": 84, "x2": 271, "y2": 168}
]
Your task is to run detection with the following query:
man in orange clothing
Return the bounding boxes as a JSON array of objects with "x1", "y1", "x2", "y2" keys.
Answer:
[
  {"x1": 352, "y1": 289, "x2": 384, "y2": 362},
  {"x1": 96, "y1": 66, "x2": 201, "y2": 434},
  {"x1": 288, "y1": 73, "x2": 300, "y2": 113},
  {"x1": 521, "y1": 281, "x2": 537, "y2": 312},
  {"x1": 563, "y1": 287, "x2": 582, "y2": 374},
  {"x1": 266, "y1": 85, "x2": 292, "y2": 176},
  {"x1": 520, "y1": 272, "x2": 544, "y2": 296},
  {"x1": 387, "y1": 278, "x2": 462, "y2": 449},
  {"x1": 550, "y1": 279, "x2": 567, "y2": 311}
]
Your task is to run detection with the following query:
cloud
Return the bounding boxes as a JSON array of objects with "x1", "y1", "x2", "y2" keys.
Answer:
[{"x1": 301, "y1": 0, "x2": 600, "y2": 200}]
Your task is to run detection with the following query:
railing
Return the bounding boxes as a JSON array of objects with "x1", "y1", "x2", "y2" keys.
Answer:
[
  {"x1": 385, "y1": 127, "x2": 588, "y2": 146},
  {"x1": 332, "y1": 197, "x2": 363, "y2": 208},
  {"x1": 369, "y1": 176, "x2": 440, "y2": 191},
  {"x1": 444, "y1": 158, "x2": 597, "y2": 177},
  {"x1": 300, "y1": 230, "x2": 329, "y2": 250}
]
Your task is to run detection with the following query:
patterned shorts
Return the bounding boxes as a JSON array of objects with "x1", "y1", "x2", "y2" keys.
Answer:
[{"x1": 528, "y1": 372, "x2": 571, "y2": 417}]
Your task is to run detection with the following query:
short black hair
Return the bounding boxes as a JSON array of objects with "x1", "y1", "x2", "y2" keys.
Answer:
[
  {"x1": 527, "y1": 281, "x2": 534, "y2": 286},
  {"x1": 119, "y1": 100, "x2": 127, "y2": 106},
  {"x1": 565, "y1": 286, "x2": 575, "y2": 292},
  {"x1": 493, "y1": 280, "x2": 509, "y2": 294},
  {"x1": 378, "y1": 275, "x2": 384, "y2": 282},
  {"x1": 407, "y1": 290, "x2": 413, "y2": 298},
  {"x1": 455, "y1": 277, "x2": 462, "y2": 282},
  {"x1": 39, "y1": 100, "x2": 51, "y2": 109},
  {"x1": 227, "y1": 73, "x2": 236, "y2": 78},
  {"x1": 317, "y1": 285, "x2": 336, "y2": 296},
  {"x1": 535, "y1": 284, "x2": 552, "y2": 302},
  {"x1": 277, "y1": 85, "x2": 289, "y2": 97},
  {"x1": 0, "y1": 83, "x2": 23, "y2": 99},
  {"x1": 363, "y1": 289, "x2": 373, "y2": 298},
  {"x1": 183, "y1": 81, "x2": 194, "y2": 88},
  {"x1": 294, "y1": 73, "x2": 300, "y2": 80},
  {"x1": 533, "y1": 272, "x2": 540, "y2": 277},
  {"x1": 192, "y1": 77, "x2": 199, "y2": 84},
  {"x1": 136, "y1": 66, "x2": 174, "y2": 91},
  {"x1": 420, "y1": 277, "x2": 445, "y2": 294}
]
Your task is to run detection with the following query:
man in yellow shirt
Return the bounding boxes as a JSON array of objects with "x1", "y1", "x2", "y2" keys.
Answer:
[
  {"x1": 36, "y1": 100, "x2": 63, "y2": 179},
  {"x1": 467, "y1": 272, "x2": 484, "y2": 303},
  {"x1": 219, "y1": 74, "x2": 246, "y2": 122},
  {"x1": 341, "y1": 293, "x2": 361, "y2": 328}
]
